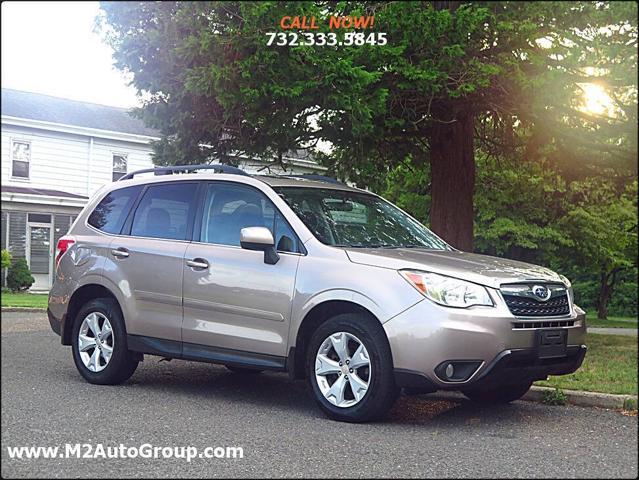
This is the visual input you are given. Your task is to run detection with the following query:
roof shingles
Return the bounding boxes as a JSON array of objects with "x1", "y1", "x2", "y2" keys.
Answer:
[{"x1": 1, "y1": 88, "x2": 159, "y2": 137}]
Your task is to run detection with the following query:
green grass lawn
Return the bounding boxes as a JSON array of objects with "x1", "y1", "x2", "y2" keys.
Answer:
[
  {"x1": 586, "y1": 314, "x2": 638, "y2": 329},
  {"x1": 536, "y1": 333, "x2": 638, "y2": 396},
  {"x1": 1, "y1": 292, "x2": 48, "y2": 309}
]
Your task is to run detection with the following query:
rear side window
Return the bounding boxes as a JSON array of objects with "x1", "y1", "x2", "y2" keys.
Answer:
[
  {"x1": 88, "y1": 186, "x2": 141, "y2": 234},
  {"x1": 130, "y1": 183, "x2": 197, "y2": 240}
]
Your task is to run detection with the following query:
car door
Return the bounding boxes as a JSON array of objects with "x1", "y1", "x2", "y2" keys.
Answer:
[
  {"x1": 106, "y1": 181, "x2": 198, "y2": 343},
  {"x1": 182, "y1": 181, "x2": 301, "y2": 358}
]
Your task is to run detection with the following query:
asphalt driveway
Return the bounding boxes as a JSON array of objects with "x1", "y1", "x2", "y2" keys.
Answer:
[{"x1": 1, "y1": 312, "x2": 637, "y2": 478}]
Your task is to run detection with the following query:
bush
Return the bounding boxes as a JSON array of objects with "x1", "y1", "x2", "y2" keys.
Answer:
[
  {"x1": 1, "y1": 249, "x2": 11, "y2": 270},
  {"x1": 572, "y1": 277, "x2": 638, "y2": 318},
  {"x1": 541, "y1": 388, "x2": 567, "y2": 406},
  {"x1": 6, "y1": 258, "x2": 35, "y2": 292},
  {"x1": 572, "y1": 280, "x2": 598, "y2": 312},
  {"x1": 623, "y1": 398, "x2": 637, "y2": 411},
  {"x1": 608, "y1": 279, "x2": 638, "y2": 318}
]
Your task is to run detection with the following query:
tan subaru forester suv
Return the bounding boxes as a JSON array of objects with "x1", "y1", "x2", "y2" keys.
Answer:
[{"x1": 48, "y1": 165, "x2": 587, "y2": 422}]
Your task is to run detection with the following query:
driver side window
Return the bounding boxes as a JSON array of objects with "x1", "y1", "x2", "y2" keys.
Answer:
[{"x1": 199, "y1": 183, "x2": 299, "y2": 252}]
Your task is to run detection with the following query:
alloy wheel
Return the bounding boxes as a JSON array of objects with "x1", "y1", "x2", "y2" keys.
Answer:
[
  {"x1": 77, "y1": 312, "x2": 114, "y2": 373},
  {"x1": 315, "y1": 331, "x2": 372, "y2": 408}
]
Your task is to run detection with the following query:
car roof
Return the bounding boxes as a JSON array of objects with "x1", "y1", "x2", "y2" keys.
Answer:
[
  {"x1": 255, "y1": 175, "x2": 362, "y2": 192},
  {"x1": 110, "y1": 170, "x2": 365, "y2": 194}
]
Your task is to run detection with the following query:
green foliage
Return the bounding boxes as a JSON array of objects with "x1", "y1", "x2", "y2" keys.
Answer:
[
  {"x1": 98, "y1": 1, "x2": 637, "y2": 174},
  {"x1": 99, "y1": 1, "x2": 637, "y2": 314},
  {"x1": 474, "y1": 156, "x2": 570, "y2": 262},
  {"x1": 541, "y1": 388, "x2": 567, "y2": 406},
  {"x1": 382, "y1": 160, "x2": 430, "y2": 223},
  {"x1": 1, "y1": 249, "x2": 11, "y2": 270},
  {"x1": 556, "y1": 180, "x2": 637, "y2": 274},
  {"x1": 574, "y1": 277, "x2": 638, "y2": 318},
  {"x1": 6, "y1": 258, "x2": 35, "y2": 292},
  {"x1": 554, "y1": 179, "x2": 637, "y2": 318},
  {"x1": 623, "y1": 397, "x2": 638, "y2": 411}
]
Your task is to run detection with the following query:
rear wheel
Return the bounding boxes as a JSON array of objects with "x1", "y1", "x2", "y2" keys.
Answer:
[
  {"x1": 71, "y1": 298, "x2": 138, "y2": 385},
  {"x1": 307, "y1": 313, "x2": 398, "y2": 423},
  {"x1": 462, "y1": 381, "x2": 532, "y2": 405}
]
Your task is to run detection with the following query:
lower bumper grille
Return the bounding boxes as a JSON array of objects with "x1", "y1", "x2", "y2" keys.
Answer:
[{"x1": 512, "y1": 320, "x2": 575, "y2": 329}]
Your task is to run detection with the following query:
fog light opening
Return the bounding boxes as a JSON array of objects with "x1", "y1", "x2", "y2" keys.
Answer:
[
  {"x1": 445, "y1": 363, "x2": 455, "y2": 379},
  {"x1": 435, "y1": 360, "x2": 482, "y2": 382}
]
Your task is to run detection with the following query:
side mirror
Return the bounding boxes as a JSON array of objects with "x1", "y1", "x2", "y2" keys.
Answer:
[{"x1": 240, "y1": 227, "x2": 280, "y2": 265}]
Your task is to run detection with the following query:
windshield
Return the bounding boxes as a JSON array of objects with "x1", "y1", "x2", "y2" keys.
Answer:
[{"x1": 273, "y1": 187, "x2": 452, "y2": 250}]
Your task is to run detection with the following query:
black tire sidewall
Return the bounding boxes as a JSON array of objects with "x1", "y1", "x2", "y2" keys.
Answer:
[
  {"x1": 307, "y1": 313, "x2": 397, "y2": 422},
  {"x1": 71, "y1": 297, "x2": 137, "y2": 385}
]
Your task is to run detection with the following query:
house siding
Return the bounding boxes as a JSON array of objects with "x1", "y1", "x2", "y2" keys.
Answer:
[
  {"x1": 1, "y1": 121, "x2": 156, "y2": 290},
  {"x1": 1, "y1": 124, "x2": 155, "y2": 197}
]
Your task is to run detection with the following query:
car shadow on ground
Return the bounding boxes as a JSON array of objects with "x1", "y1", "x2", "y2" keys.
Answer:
[{"x1": 55, "y1": 354, "x2": 557, "y2": 427}]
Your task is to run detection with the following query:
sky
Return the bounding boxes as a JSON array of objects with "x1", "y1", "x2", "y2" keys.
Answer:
[{"x1": 1, "y1": 1, "x2": 140, "y2": 108}]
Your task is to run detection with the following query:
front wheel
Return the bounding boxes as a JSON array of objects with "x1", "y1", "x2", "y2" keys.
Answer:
[
  {"x1": 307, "y1": 313, "x2": 399, "y2": 423},
  {"x1": 71, "y1": 298, "x2": 139, "y2": 385},
  {"x1": 462, "y1": 381, "x2": 532, "y2": 405}
]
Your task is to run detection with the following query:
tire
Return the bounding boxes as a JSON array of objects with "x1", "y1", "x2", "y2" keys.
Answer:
[
  {"x1": 71, "y1": 297, "x2": 139, "y2": 385},
  {"x1": 462, "y1": 381, "x2": 532, "y2": 405},
  {"x1": 225, "y1": 365, "x2": 264, "y2": 374},
  {"x1": 306, "y1": 313, "x2": 399, "y2": 423}
]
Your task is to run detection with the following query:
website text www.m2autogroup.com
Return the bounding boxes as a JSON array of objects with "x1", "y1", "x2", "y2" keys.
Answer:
[{"x1": 5, "y1": 443, "x2": 244, "y2": 462}]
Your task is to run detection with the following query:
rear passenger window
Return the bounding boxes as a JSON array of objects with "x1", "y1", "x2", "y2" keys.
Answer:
[
  {"x1": 88, "y1": 186, "x2": 141, "y2": 234},
  {"x1": 130, "y1": 183, "x2": 196, "y2": 240}
]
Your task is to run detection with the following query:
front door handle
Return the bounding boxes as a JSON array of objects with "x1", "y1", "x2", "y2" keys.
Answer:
[
  {"x1": 186, "y1": 258, "x2": 209, "y2": 270},
  {"x1": 111, "y1": 247, "x2": 130, "y2": 258}
]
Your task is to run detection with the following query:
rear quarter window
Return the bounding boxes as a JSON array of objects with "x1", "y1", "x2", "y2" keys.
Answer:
[
  {"x1": 130, "y1": 182, "x2": 197, "y2": 240},
  {"x1": 87, "y1": 186, "x2": 142, "y2": 234}
]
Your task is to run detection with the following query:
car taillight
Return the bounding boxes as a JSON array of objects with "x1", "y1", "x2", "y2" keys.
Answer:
[{"x1": 56, "y1": 236, "x2": 75, "y2": 266}]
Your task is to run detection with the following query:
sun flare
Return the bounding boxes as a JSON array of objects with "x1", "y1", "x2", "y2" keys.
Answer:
[{"x1": 579, "y1": 83, "x2": 615, "y2": 116}]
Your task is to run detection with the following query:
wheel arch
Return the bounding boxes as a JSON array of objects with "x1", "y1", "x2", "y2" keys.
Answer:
[
  {"x1": 63, "y1": 283, "x2": 123, "y2": 345},
  {"x1": 289, "y1": 299, "x2": 391, "y2": 380}
]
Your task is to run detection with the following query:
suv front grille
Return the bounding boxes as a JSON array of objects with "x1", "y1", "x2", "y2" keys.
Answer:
[
  {"x1": 500, "y1": 283, "x2": 571, "y2": 318},
  {"x1": 503, "y1": 294, "x2": 570, "y2": 317}
]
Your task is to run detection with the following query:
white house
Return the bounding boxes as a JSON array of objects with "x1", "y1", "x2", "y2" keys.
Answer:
[{"x1": 1, "y1": 88, "x2": 321, "y2": 290}]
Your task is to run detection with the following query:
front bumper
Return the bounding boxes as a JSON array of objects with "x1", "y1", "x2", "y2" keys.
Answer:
[{"x1": 384, "y1": 297, "x2": 587, "y2": 392}]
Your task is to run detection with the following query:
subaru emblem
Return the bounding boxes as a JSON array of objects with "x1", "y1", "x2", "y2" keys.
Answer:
[{"x1": 532, "y1": 285, "x2": 551, "y2": 301}]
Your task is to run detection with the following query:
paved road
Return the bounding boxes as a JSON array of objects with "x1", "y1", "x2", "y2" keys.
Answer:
[
  {"x1": 588, "y1": 327, "x2": 637, "y2": 336},
  {"x1": 2, "y1": 312, "x2": 637, "y2": 479}
]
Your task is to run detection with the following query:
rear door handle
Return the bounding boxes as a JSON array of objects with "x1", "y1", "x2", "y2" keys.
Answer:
[
  {"x1": 111, "y1": 248, "x2": 130, "y2": 258},
  {"x1": 186, "y1": 258, "x2": 209, "y2": 270}
]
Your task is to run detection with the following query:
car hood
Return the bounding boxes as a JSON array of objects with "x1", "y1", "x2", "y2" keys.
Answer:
[{"x1": 344, "y1": 248, "x2": 564, "y2": 289}]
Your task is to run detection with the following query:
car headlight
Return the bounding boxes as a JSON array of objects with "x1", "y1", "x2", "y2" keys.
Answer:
[{"x1": 399, "y1": 270, "x2": 493, "y2": 308}]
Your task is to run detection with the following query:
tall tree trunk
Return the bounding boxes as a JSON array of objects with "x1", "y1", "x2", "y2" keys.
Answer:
[
  {"x1": 429, "y1": 111, "x2": 475, "y2": 251},
  {"x1": 597, "y1": 269, "x2": 619, "y2": 320}
]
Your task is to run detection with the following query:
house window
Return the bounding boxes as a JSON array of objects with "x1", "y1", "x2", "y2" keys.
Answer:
[
  {"x1": 11, "y1": 140, "x2": 31, "y2": 179},
  {"x1": 112, "y1": 154, "x2": 128, "y2": 181}
]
